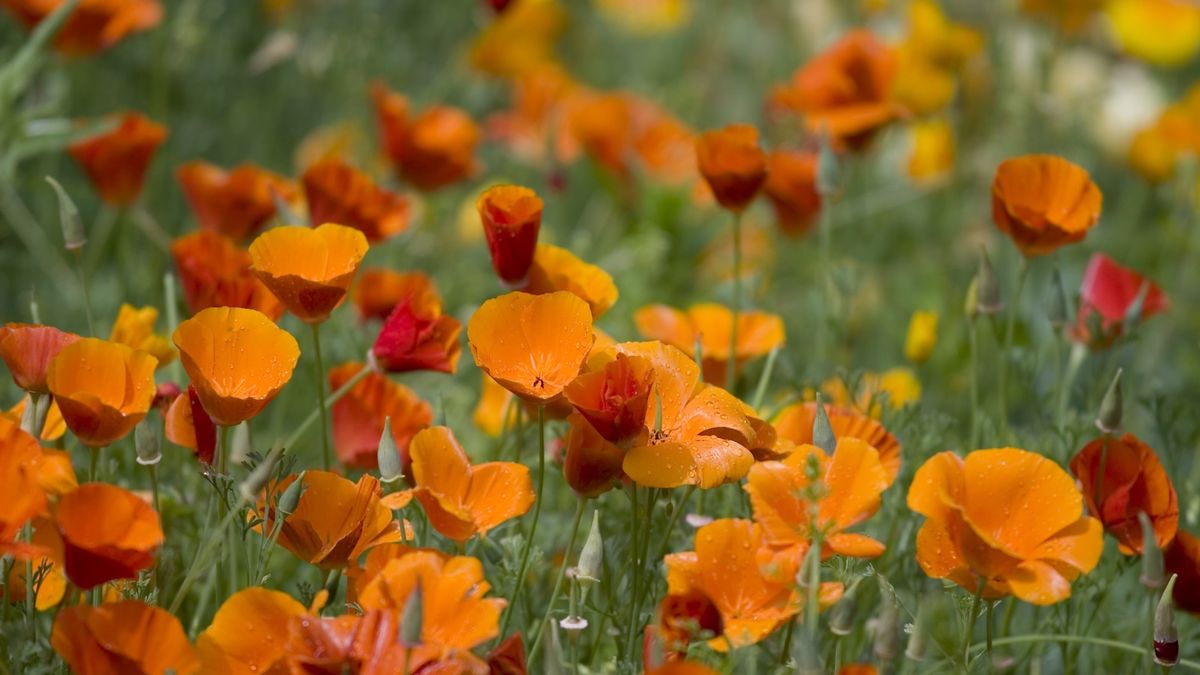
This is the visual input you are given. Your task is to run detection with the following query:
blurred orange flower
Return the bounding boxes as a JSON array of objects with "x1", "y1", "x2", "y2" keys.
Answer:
[
  {"x1": 249, "y1": 223, "x2": 369, "y2": 324},
  {"x1": 478, "y1": 184, "x2": 543, "y2": 285},
  {"x1": 1165, "y1": 531, "x2": 1200, "y2": 614},
  {"x1": 371, "y1": 83, "x2": 482, "y2": 191},
  {"x1": 57, "y1": 483, "x2": 162, "y2": 589},
  {"x1": 486, "y1": 64, "x2": 578, "y2": 166},
  {"x1": 0, "y1": 323, "x2": 80, "y2": 394},
  {"x1": 1106, "y1": 0, "x2": 1200, "y2": 67},
  {"x1": 1, "y1": 0, "x2": 163, "y2": 56},
  {"x1": 563, "y1": 91, "x2": 634, "y2": 177},
  {"x1": 302, "y1": 158, "x2": 413, "y2": 242},
  {"x1": 197, "y1": 587, "x2": 306, "y2": 674},
  {"x1": 0, "y1": 418, "x2": 50, "y2": 559},
  {"x1": 814, "y1": 368, "x2": 922, "y2": 417},
  {"x1": 1020, "y1": 0, "x2": 1104, "y2": 33},
  {"x1": 67, "y1": 112, "x2": 166, "y2": 207},
  {"x1": 1070, "y1": 433, "x2": 1178, "y2": 555},
  {"x1": 468, "y1": 291, "x2": 594, "y2": 402},
  {"x1": 764, "y1": 150, "x2": 821, "y2": 236},
  {"x1": 469, "y1": 0, "x2": 565, "y2": 78},
  {"x1": 0, "y1": 414, "x2": 75, "y2": 499},
  {"x1": 329, "y1": 361, "x2": 432, "y2": 471},
  {"x1": 109, "y1": 303, "x2": 176, "y2": 366},
  {"x1": 353, "y1": 268, "x2": 441, "y2": 322},
  {"x1": 891, "y1": 1, "x2": 982, "y2": 116},
  {"x1": 522, "y1": 243, "x2": 619, "y2": 318},
  {"x1": 46, "y1": 338, "x2": 157, "y2": 447},
  {"x1": 655, "y1": 590, "x2": 723, "y2": 661},
  {"x1": 694, "y1": 124, "x2": 767, "y2": 213},
  {"x1": 906, "y1": 118, "x2": 956, "y2": 184},
  {"x1": 176, "y1": 161, "x2": 299, "y2": 242},
  {"x1": 173, "y1": 307, "x2": 300, "y2": 426},
  {"x1": 5, "y1": 395, "x2": 67, "y2": 441},
  {"x1": 474, "y1": 373, "x2": 516, "y2": 437},
  {"x1": 52, "y1": 601, "x2": 197, "y2": 675},
  {"x1": 371, "y1": 294, "x2": 463, "y2": 374},
  {"x1": 909, "y1": 448, "x2": 1103, "y2": 604},
  {"x1": 772, "y1": 401, "x2": 901, "y2": 485},
  {"x1": 991, "y1": 154, "x2": 1102, "y2": 257},
  {"x1": 634, "y1": 303, "x2": 785, "y2": 385},
  {"x1": 171, "y1": 230, "x2": 285, "y2": 320}
]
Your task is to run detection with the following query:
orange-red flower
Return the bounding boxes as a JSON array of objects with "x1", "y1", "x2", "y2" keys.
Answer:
[
  {"x1": 372, "y1": 294, "x2": 463, "y2": 374},
  {"x1": 67, "y1": 112, "x2": 166, "y2": 207},
  {"x1": 329, "y1": 361, "x2": 432, "y2": 470},
  {"x1": 468, "y1": 291, "x2": 594, "y2": 402},
  {"x1": 764, "y1": 150, "x2": 822, "y2": 236},
  {"x1": 249, "y1": 223, "x2": 369, "y2": 323},
  {"x1": 6, "y1": 517, "x2": 66, "y2": 611},
  {"x1": 52, "y1": 601, "x2": 197, "y2": 675},
  {"x1": 197, "y1": 587, "x2": 306, "y2": 674},
  {"x1": 164, "y1": 385, "x2": 217, "y2": 464},
  {"x1": 383, "y1": 426, "x2": 533, "y2": 542},
  {"x1": 46, "y1": 338, "x2": 157, "y2": 447},
  {"x1": 1071, "y1": 252, "x2": 1169, "y2": 348},
  {"x1": 1069, "y1": 433, "x2": 1178, "y2": 555},
  {"x1": 908, "y1": 448, "x2": 1103, "y2": 604},
  {"x1": 353, "y1": 268, "x2": 442, "y2": 322},
  {"x1": 0, "y1": 414, "x2": 75, "y2": 499},
  {"x1": 991, "y1": 155, "x2": 1102, "y2": 257},
  {"x1": 0, "y1": 417, "x2": 50, "y2": 559},
  {"x1": 109, "y1": 303, "x2": 175, "y2": 366},
  {"x1": 371, "y1": 83, "x2": 482, "y2": 191},
  {"x1": 478, "y1": 184, "x2": 543, "y2": 285},
  {"x1": 564, "y1": 352, "x2": 654, "y2": 448},
  {"x1": 694, "y1": 124, "x2": 767, "y2": 213},
  {"x1": 1165, "y1": 531, "x2": 1200, "y2": 614},
  {"x1": 562, "y1": 91, "x2": 634, "y2": 177},
  {"x1": 655, "y1": 590, "x2": 724, "y2": 660},
  {"x1": 176, "y1": 161, "x2": 300, "y2": 242},
  {"x1": 772, "y1": 401, "x2": 902, "y2": 485},
  {"x1": 302, "y1": 157, "x2": 413, "y2": 242},
  {"x1": 0, "y1": 323, "x2": 80, "y2": 394},
  {"x1": 521, "y1": 243, "x2": 619, "y2": 318},
  {"x1": 634, "y1": 303, "x2": 785, "y2": 385},
  {"x1": 57, "y1": 483, "x2": 162, "y2": 589},
  {"x1": 1, "y1": 0, "x2": 163, "y2": 56},
  {"x1": 172, "y1": 307, "x2": 300, "y2": 426},
  {"x1": 170, "y1": 230, "x2": 285, "y2": 320}
]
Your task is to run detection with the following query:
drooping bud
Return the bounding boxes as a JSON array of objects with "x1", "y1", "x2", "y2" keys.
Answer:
[
  {"x1": 229, "y1": 422, "x2": 252, "y2": 465},
  {"x1": 1095, "y1": 368, "x2": 1123, "y2": 434},
  {"x1": 401, "y1": 581, "x2": 423, "y2": 645},
  {"x1": 45, "y1": 177, "x2": 86, "y2": 251},
  {"x1": 134, "y1": 419, "x2": 162, "y2": 466},
  {"x1": 576, "y1": 509, "x2": 603, "y2": 586},
  {"x1": 277, "y1": 469, "x2": 305, "y2": 515},
  {"x1": 1048, "y1": 267, "x2": 1070, "y2": 329},
  {"x1": 1154, "y1": 574, "x2": 1179, "y2": 667},
  {"x1": 812, "y1": 395, "x2": 836, "y2": 454},
  {"x1": 816, "y1": 128, "x2": 840, "y2": 198},
  {"x1": 238, "y1": 451, "x2": 280, "y2": 503},
  {"x1": 873, "y1": 574, "x2": 900, "y2": 662},
  {"x1": 377, "y1": 417, "x2": 404, "y2": 483},
  {"x1": 1140, "y1": 511, "x2": 1165, "y2": 590},
  {"x1": 828, "y1": 577, "x2": 860, "y2": 636},
  {"x1": 975, "y1": 248, "x2": 1003, "y2": 316}
]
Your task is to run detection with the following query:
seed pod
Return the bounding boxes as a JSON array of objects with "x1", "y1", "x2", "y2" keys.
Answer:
[
  {"x1": 377, "y1": 418, "x2": 404, "y2": 484},
  {"x1": 828, "y1": 577, "x2": 860, "y2": 636},
  {"x1": 812, "y1": 395, "x2": 836, "y2": 454},
  {"x1": 1140, "y1": 511, "x2": 1164, "y2": 590},
  {"x1": 45, "y1": 177, "x2": 85, "y2": 251},
  {"x1": 576, "y1": 509, "x2": 603, "y2": 586},
  {"x1": 975, "y1": 248, "x2": 1003, "y2": 316},
  {"x1": 1096, "y1": 368, "x2": 1123, "y2": 435},
  {"x1": 134, "y1": 419, "x2": 162, "y2": 466},
  {"x1": 277, "y1": 469, "x2": 306, "y2": 515},
  {"x1": 229, "y1": 422, "x2": 252, "y2": 465},
  {"x1": 1154, "y1": 574, "x2": 1179, "y2": 667}
]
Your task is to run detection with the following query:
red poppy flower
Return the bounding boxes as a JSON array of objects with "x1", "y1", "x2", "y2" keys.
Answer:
[
  {"x1": 1071, "y1": 253, "x2": 1168, "y2": 347},
  {"x1": 478, "y1": 184, "x2": 543, "y2": 285},
  {"x1": 694, "y1": 124, "x2": 767, "y2": 213},
  {"x1": 67, "y1": 112, "x2": 167, "y2": 207},
  {"x1": 0, "y1": 323, "x2": 80, "y2": 394},
  {"x1": 170, "y1": 230, "x2": 285, "y2": 321},
  {"x1": 2, "y1": 0, "x2": 163, "y2": 57},
  {"x1": 352, "y1": 268, "x2": 442, "y2": 322},
  {"x1": 176, "y1": 161, "x2": 300, "y2": 242},
  {"x1": 372, "y1": 297, "x2": 463, "y2": 374},
  {"x1": 1165, "y1": 531, "x2": 1200, "y2": 614},
  {"x1": 163, "y1": 385, "x2": 218, "y2": 464},
  {"x1": 329, "y1": 361, "x2": 433, "y2": 470},
  {"x1": 564, "y1": 353, "x2": 654, "y2": 448},
  {"x1": 764, "y1": 150, "x2": 822, "y2": 236},
  {"x1": 1069, "y1": 433, "x2": 1178, "y2": 554},
  {"x1": 302, "y1": 158, "x2": 413, "y2": 242},
  {"x1": 57, "y1": 483, "x2": 162, "y2": 589}
]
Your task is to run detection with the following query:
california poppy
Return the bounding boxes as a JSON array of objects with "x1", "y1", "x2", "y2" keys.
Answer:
[
  {"x1": 371, "y1": 83, "x2": 482, "y2": 191},
  {"x1": 1107, "y1": 0, "x2": 1200, "y2": 67},
  {"x1": 991, "y1": 155, "x2": 1102, "y2": 257},
  {"x1": 487, "y1": 64, "x2": 577, "y2": 167},
  {"x1": 522, "y1": 243, "x2": 619, "y2": 318},
  {"x1": 561, "y1": 411, "x2": 627, "y2": 497},
  {"x1": 109, "y1": 303, "x2": 176, "y2": 367},
  {"x1": 564, "y1": 352, "x2": 654, "y2": 448},
  {"x1": 302, "y1": 158, "x2": 413, "y2": 242},
  {"x1": 5, "y1": 394, "x2": 67, "y2": 441},
  {"x1": 173, "y1": 307, "x2": 300, "y2": 426},
  {"x1": 372, "y1": 296, "x2": 463, "y2": 374},
  {"x1": 329, "y1": 361, "x2": 433, "y2": 470},
  {"x1": 1070, "y1": 253, "x2": 1168, "y2": 347},
  {"x1": 6, "y1": 517, "x2": 66, "y2": 611},
  {"x1": 630, "y1": 98, "x2": 697, "y2": 186},
  {"x1": 694, "y1": 124, "x2": 767, "y2": 213},
  {"x1": 0, "y1": 414, "x2": 76, "y2": 499},
  {"x1": 57, "y1": 483, "x2": 162, "y2": 589},
  {"x1": 634, "y1": 303, "x2": 785, "y2": 386},
  {"x1": 814, "y1": 368, "x2": 922, "y2": 418},
  {"x1": 487, "y1": 633, "x2": 528, "y2": 675},
  {"x1": 67, "y1": 112, "x2": 167, "y2": 207},
  {"x1": 383, "y1": 426, "x2": 533, "y2": 541},
  {"x1": 249, "y1": 223, "x2": 369, "y2": 324},
  {"x1": 353, "y1": 268, "x2": 442, "y2": 322},
  {"x1": 562, "y1": 91, "x2": 634, "y2": 177},
  {"x1": 2, "y1": 0, "x2": 163, "y2": 57},
  {"x1": 904, "y1": 309, "x2": 939, "y2": 364},
  {"x1": 171, "y1": 230, "x2": 285, "y2": 320},
  {"x1": 197, "y1": 587, "x2": 307, "y2": 674},
  {"x1": 1164, "y1": 531, "x2": 1200, "y2": 614},
  {"x1": 0, "y1": 323, "x2": 80, "y2": 394},
  {"x1": 772, "y1": 401, "x2": 902, "y2": 485},
  {"x1": 46, "y1": 338, "x2": 157, "y2": 448},
  {"x1": 469, "y1": 0, "x2": 565, "y2": 78},
  {"x1": 908, "y1": 448, "x2": 1103, "y2": 604},
  {"x1": 906, "y1": 118, "x2": 956, "y2": 183},
  {"x1": 0, "y1": 417, "x2": 49, "y2": 558},
  {"x1": 468, "y1": 291, "x2": 594, "y2": 402},
  {"x1": 348, "y1": 543, "x2": 450, "y2": 604},
  {"x1": 655, "y1": 590, "x2": 724, "y2": 659},
  {"x1": 1070, "y1": 433, "x2": 1178, "y2": 554},
  {"x1": 891, "y1": 1, "x2": 982, "y2": 117},
  {"x1": 52, "y1": 601, "x2": 197, "y2": 674},
  {"x1": 176, "y1": 161, "x2": 300, "y2": 242},
  {"x1": 764, "y1": 150, "x2": 821, "y2": 236},
  {"x1": 478, "y1": 184, "x2": 543, "y2": 285},
  {"x1": 163, "y1": 385, "x2": 217, "y2": 464}
]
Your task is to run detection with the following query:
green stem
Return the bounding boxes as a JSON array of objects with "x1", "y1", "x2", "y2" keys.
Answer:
[
  {"x1": 962, "y1": 579, "x2": 986, "y2": 669},
  {"x1": 967, "y1": 316, "x2": 980, "y2": 448},
  {"x1": 805, "y1": 536, "x2": 821, "y2": 641},
  {"x1": 280, "y1": 364, "x2": 370, "y2": 453},
  {"x1": 816, "y1": 196, "x2": 833, "y2": 363},
  {"x1": 750, "y1": 347, "x2": 780, "y2": 412},
  {"x1": 22, "y1": 523, "x2": 34, "y2": 635},
  {"x1": 500, "y1": 405, "x2": 546, "y2": 638},
  {"x1": 654, "y1": 485, "x2": 697, "y2": 562},
  {"x1": 163, "y1": 273, "x2": 185, "y2": 387},
  {"x1": 310, "y1": 323, "x2": 333, "y2": 471},
  {"x1": 970, "y1": 635, "x2": 1200, "y2": 671},
  {"x1": 72, "y1": 249, "x2": 96, "y2": 336},
  {"x1": 727, "y1": 211, "x2": 743, "y2": 393},
  {"x1": 529, "y1": 499, "x2": 587, "y2": 661},
  {"x1": 997, "y1": 258, "x2": 1030, "y2": 442},
  {"x1": 780, "y1": 617, "x2": 796, "y2": 665}
]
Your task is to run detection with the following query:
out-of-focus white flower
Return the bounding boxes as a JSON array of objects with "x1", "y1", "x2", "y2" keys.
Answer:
[{"x1": 1093, "y1": 64, "x2": 1166, "y2": 157}]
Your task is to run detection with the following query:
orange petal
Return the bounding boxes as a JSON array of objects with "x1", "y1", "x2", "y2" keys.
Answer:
[
  {"x1": 464, "y1": 462, "x2": 534, "y2": 535},
  {"x1": 818, "y1": 438, "x2": 888, "y2": 531},
  {"x1": 624, "y1": 436, "x2": 752, "y2": 489},
  {"x1": 198, "y1": 587, "x2": 306, "y2": 674}
]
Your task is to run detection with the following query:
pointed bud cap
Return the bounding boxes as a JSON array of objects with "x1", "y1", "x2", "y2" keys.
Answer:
[
  {"x1": 828, "y1": 577, "x2": 860, "y2": 636},
  {"x1": 46, "y1": 176, "x2": 85, "y2": 250},
  {"x1": 975, "y1": 248, "x2": 1003, "y2": 316},
  {"x1": 576, "y1": 508, "x2": 603, "y2": 585},
  {"x1": 812, "y1": 395, "x2": 836, "y2": 454},
  {"x1": 1154, "y1": 574, "x2": 1179, "y2": 667},
  {"x1": 134, "y1": 419, "x2": 162, "y2": 466},
  {"x1": 1096, "y1": 368, "x2": 1123, "y2": 434},
  {"x1": 377, "y1": 417, "x2": 404, "y2": 483},
  {"x1": 1140, "y1": 511, "x2": 1165, "y2": 590},
  {"x1": 277, "y1": 469, "x2": 305, "y2": 515},
  {"x1": 543, "y1": 618, "x2": 565, "y2": 675},
  {"x1": 401, "y1": 580, "x2": 423, "y2": 645}
]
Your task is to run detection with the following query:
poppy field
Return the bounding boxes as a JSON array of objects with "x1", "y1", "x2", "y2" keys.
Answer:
[{"x1": 3, "y1": 0, "x2": 1200, "y2": 673}]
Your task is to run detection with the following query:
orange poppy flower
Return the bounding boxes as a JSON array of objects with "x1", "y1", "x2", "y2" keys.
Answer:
[
  {"x1": 67, "y1": 112, "x2": 166, "y2": 207},
  {"x1": 664, "y1": 518, "x2": 842, "y2": 650},
  {"x1": 908, "y1": 448, "x2": 1103, "y2": 604},
  {"x1": 383, "y1": 426, "x2": 533, "y2": 542},
  {"x1": 474, "y1": 373, "x2": 516, "y2": 437},
  {"x1": 521, "y1": 243, "x2": 619, "y2": 318},
  {"x1": 564, "y1": 352, "x2": 654, "y2": 448},
  {"x1": 469, "y1": 0, "x2": 565, "y2": 78},
  {"x1": 2, "y1": 0, "x2": 163, "y2": 57},
  {"x1": 562, "y1": 411, "x2": 627, "y2": 497},
  {"x1": 163, "y1": 385, "x2": 217, "y2": 464},
  {"x1": 772, "y1": 401, "x2": 901, "y2": 485},
  {"x1": 171, "y1": 230, "x2": 285, "y2": 321},
  {"x1": 353, "y1": 268, "x2": 441, "y2": 322},
  {"x1": 57, "y1": 483, "x2": 162, "y2": 589},
  {"x1": 562, "y1": 91, "x2": 634, "y2": 177},
  {"x1": 478, "y1": 184, "x2": 543, "y2": 285},
  {"x1": 486, "y1": 64, "x2": 578, "y2": 167},
  {"x1": 5, "y1": 395, "x2": 67, "y2": 441},
  {"x1": 371, "y1": 83, "x2": 482, "y2": 191},
  {"x1": 329, "y1": 361, "x2": 432, "y2": 470},
  {"x1": 1069, "y1": 433, "x2": 1178, "y2": 555},
  {"x1": 257, "y1": 471, "x2": 401, "y2": 568},
  {"x1": 814, "y1": 368, "x2": 922, "y2": 418},
  {"x1": 0, "y1": 418, "x2": 49, "y2": 558},
  {"x1": 6, "y1": 517, "x2": 66, "y2": 611},
  {"x1": 0, "y1": 414, "x2": 76, "y2": 499},
  {"x1": 991, "y1": 155, "x2": 1102, "y2": 257},
  {"x1": 372, "y1": 295, "x2": 463, "y2": 374},
  {"x1": 764, "y1": 150, "x2": 821, "y2": 236},
  {"x1": 248, "y1": 223, "x2": 369, "y2": 324},
  {"x1": 467, "y1": 291, "x2": 594, "y2": 403},
  {"x1": 634, "y1": 303, "x2": 785, "y2": 386},
  {"x1": 655, "y1": 590, "x2": 724, "y2": 660},
  {"x1": 302, "y1": 158, "x2": 413, "y2": 242},
  {"x1": 197, "y1": 587, "x2": 307, "y2": 674},
  {"x1": 694, "y1": 124, "x2": 767, "y2": 213},
  {"x1": 46, "y1": 338, "x2": 157, "y2": 447},
  {"x1": 52, "y1": 601, "x2": 197, "y2": 674},
  {"x1": 0, "y1": 323, "x2": 80, "y2": 393},
  {"x1": 630, "y1": 99, "x2": 697, "y2": 186},
  {"x1": 1165, "y1": 531, "x2": 1200, "y2": 614},
  {"x1": 109, "y1": 303, "x2": 176, "y2": 366},
  {"x1": 176, "y1": 161, "x2": 300, "y2": 242},
  {"x1": 348, "y1": 543, "x2": 450, "y2": 602},
  {"x1": 172, "y1": 307, "x2": 300, "y2": 426}
]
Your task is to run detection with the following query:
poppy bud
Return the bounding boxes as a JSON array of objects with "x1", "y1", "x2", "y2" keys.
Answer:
[
  {"x1": 134, "y1": 419, "x2": 161, "y2": 466},
  {"x1": 975, "y1": 248, "x2": 1003, "y2": 316},
  {"x1": 964, "y1": 278, "x2": 980, "y2": 320},
  {"x1": 1048, "y1": 267, "x2": 1070, "y2": 329},
  {"x1": 576, "y1": 509, "x2": 603, "y2": 586},
  {"x1": 45, "y1": 176, "x2": 86, "y2": 251},
  {"x1": 828, "y1": 577, "x2": 860, "y2": 636},
  {"x1": 1140, "y1": 511, "x2": 1165, "y2": 590},
  {"x1": 401, "y1": 580, "x2": 423, "y2": 645},
  {"x1": 905, "y1": 587, "x2": 935, "y2": 662},
  {"x1": 1154, "y1": 574, "x2": 1179, "y2": 667},
  {"x1": 229, "y1": 422, "x2": 252, "y2": 465},
  {"x1": 277, "y1": 470, "x2": 305, "y2": 515},
  {"x1": 377, "y1": 417, "x2": 404, "y2": 484},
  {"x1": 20, "y1": 392, "x2": 49, "y2": 438},
  {"x1": 812, "y1": 395, "x2": 836, "y2": 454},
  {"x1": 1095, "y1": 368, "x2": 1122, "y2": 434},
  {"x1": 238, "y1": 451, "x2": 279, "y2": 503},
  {"x1": 816, "y1": 128, "x2": 840, "y2": 198},
  {"x1": 478, "y1": 185, "x2": 543, "y2": 286},
  {"x1": 874, "y1": 574, "x2": 900, "y2": 662}
]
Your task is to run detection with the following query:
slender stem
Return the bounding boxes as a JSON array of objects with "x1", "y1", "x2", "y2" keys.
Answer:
[
  {"x1": 148, "y1": 463, "x2": 161, "y2": 518},
  {"x1": 750, "y1": 347, "x2": 780, "y2": 412},
  {"x1": 500, "y1": 405, "x2": 546, "y2": 637},
  {"x1": 780, "y1": 617, "x2": 796, "y2": 665},
  {"x1": 529, "y1": 499, "x2": 587, "y2": 661},
  {"x1": 816, "y1": 197, "x2": 833, "y2": 362},
  {"x1": 726, "y1": 212, "x2": 743, "y2": 393},
  {"x1": 310, "y1": 324, "x2": 333, "y2": 470},
  {"x1": 625, "y1": 484, "x2": 641, "y2": 661},
  {"x1": 969, "y1": 635, "x2": 1200, "y2": 671},
  {"x1": 986, "y1": 600, "x2": 994, "y2": 656},
  {"x1": 163, "y1": 273, "x2": 185, "y2": 386},
  {"x1": 962, "y1": 579, "x2": 986, "y2": 668},
  {"x1": 805, "y1": 536, "x2": 821, "y2": 640},
  {"x1": 654, "y1": 485, "x2": 697, "y2": 562},
  {"x1": 967, "y1": 316, "x2": 980, "y2": 448},
  {"x1": 281, "y1": 364, "x2": 370, "y2": 453},
  {"x1": 22, "y1": 523, "x2": 34, "y2": 635},
  {"x1": 72, "y1": 249, "x2": 96, "y2": 336},
  {"x1": 997, "y1": 258, "x2": 1030, "y2": 442}
]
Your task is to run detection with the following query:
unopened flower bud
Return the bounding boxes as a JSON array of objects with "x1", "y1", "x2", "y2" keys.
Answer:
[
  {"x1": 975, "y1": 248, "x2": 1003, "y2": 316},
  {"x1": 377, "y1": 418, "x2": 404, "y2": 484},
  {"x1": 1154, "y1": 574, "x2": 1179, "y2": 667},
  {"x1": 229, "y1": 422, "x2": 252, "y2": 465},
  {"x1": 543, "y1": 618, "x2": 565, "y2": 675},
  {"x1": 277, "y1": 469, "x2": 305, "y2": 515},
  {"x1": 576, "y1": 509, "x2": 603, "y2": 586},
  {"x1": 874, "y1": 574, "x2": 900, "y2": 662},
  {"x1": 1140, "y1": 511, "x2": 1164, "y2": 590},
  {"x1": 401, "y1": 581, "x2": 423, "y2": 645},
  {"x1": 828, "y1": 577, "x2": 860, "y2": 636},
  {"x1": 1096, "y1": 368, "x2": 1123, "y2": 434},
  {"x1": 134, "y1": 419, "x2": 161, "y2": 466},
  {"x1": 45, "y1": 177, "x2": 85, "y2": 251},
  {"x1": 812, "y1": 395, "x2": 836, "y2": 454}
]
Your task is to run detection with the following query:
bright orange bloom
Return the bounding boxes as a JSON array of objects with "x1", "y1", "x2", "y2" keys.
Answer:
[
  {"x1": 67, "y1": 112, "x2": 166, "y2": 206},
  {"x1": 57, "y1": 483, "x2": 162, "y2": 589},
  {"x1": 1, "y1": 0, "x2": 162, "y2": 56},
  {"x1": 353, "y1": 268, "x2": 441, "y2": 322},
  {"x1": 1165, "y1": 531, "x2": 1200, "y2": 614},
  {"x1": 371, "y1": 83, "x2": 482, "y2": 191},
  {"x1": 565, "y1": 352, "x2": 654, "y2": 448},
  {"x1": 563, "y1": 91, "x2": 634, "y2": 177},
  {"x1": 4, "y1": 395, "x2": 67, "y2": 441},
  {"x1": 302, "y1": 158, "x2": 413, "y2": 242},
  {"x1": 664, "y1": 519, "x2": 842, "y2": 650},
  {"x1": 1070, "y1": 433, "x2": 1178, "y2": 555},
  {"x1": 630, "y1": 98, "x2": 697, "y2": 186},
  {"x1": 478, "y1": 184, "x2": 543, "y2": 285},
  {"x1": 170, "y1": 230, "x2": 285, "y2": 320},
  {"x1": 0, "y1": 417, "x2": 49, "y2": 559},
  {"x1": 176, "y1": 161, "x2": 300, "y2": 242},
  {"x1": 655, "y1": 590, "x2": 724, "y2": 661},
  {"x1": 468, "y1": 291, "x2": 594, "y2": 402},
  {"x1": 109, "y1": 303, "x2": 176, "y2": 366},
  {"x1": 52, "y1": 601, "x2": 197, "y2": 674},
  {"x1": 0, "y1": 414, "x2": 75, "y2": 500},
  {"x1": 486, "y1": 64, "x2": 578, "y2": 167},
  {"x1": 469, "y1": 0, "x2": 565, "y2": 78},
  {"x1": 634, "y1": 303, "x2": 785, "y2": 385},
  {"x1": 249, "y1": 223, "x2": 369, "y2": 323},
  {"x1": 694, "y1": 124, "x2": 767, "y2": 213},
  {"x1": 372, "y1": 294, "x2": 463, "y2": 374},
  {"x1": 257, "y1": 471, "x2": 401, "y2": 568},
  {"x1": 172, "y1": 307, "x2": 300, "y2": 426},
  {"x1": 46, "y1": 338, "x2": 156, "y2": 447},
  {"x1": 772, "y1": 401, "x2": 901, "y2": 485},
  {"x1": 329, "y1": 361, "x2": 432, "y2": 470},
  {"x1": 197, "y1": 587, "x2": 306, "y2": 674},
  {"x1": 522, "y1": 243, "x2": 619, "y2": 318},
  {"x1": 908, "y1": 448, "x2": 1103, "y2": 604},
  {"x1": 0, "y1": 323, "x2": 80, "y2": 393},
  {"x1": 764, "y1": 150, "x2": 821, "y2": 236},
  {"x1": 384, "y1": 426, "x2": 533, "y2": 542},
  {"x1": 348, "y1": 543, "x2": 449, "y2": 603},
  {"x1": 991, "y1": 155, "x2": 1102, "y2": 257}
]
